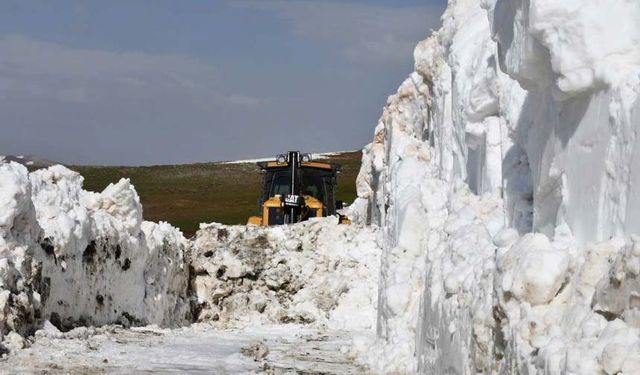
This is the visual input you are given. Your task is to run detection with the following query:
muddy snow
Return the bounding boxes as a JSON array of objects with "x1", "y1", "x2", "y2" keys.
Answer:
[
  {"x1": 4, "y1": 324, "x2": 369, "y2": 374},
  {"x1": 191, "y1": 220, "x2": 379, "y2": 330}
]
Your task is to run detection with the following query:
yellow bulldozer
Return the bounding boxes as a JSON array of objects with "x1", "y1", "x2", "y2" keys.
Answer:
[{"x1": 248, "y1": 151, "x2": 349, "y2": 226}]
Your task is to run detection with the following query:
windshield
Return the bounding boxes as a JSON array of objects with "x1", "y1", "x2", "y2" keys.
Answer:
[
  {"x1": 268, "y1": 170, "x2": 326, "y2": 203},
  {"x1": 302, "y1": 173, "x2": 326, "y2": 202},
  {"x1": 270, "y1": 171, "x2": 291, "y2": 196}
]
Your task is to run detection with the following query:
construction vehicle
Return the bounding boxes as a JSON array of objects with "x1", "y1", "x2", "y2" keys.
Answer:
[{"x1": 248, "y1": 151, "x2": 349, "y2": 226}]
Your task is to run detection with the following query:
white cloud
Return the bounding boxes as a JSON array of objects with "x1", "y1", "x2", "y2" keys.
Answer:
[{"x1": 235, "y1": 0, "x2": 444, "y2": 65}]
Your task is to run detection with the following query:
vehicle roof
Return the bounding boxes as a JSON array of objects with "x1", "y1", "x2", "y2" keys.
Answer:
[{"x1": 257, "y1": 160, "x2": 341, "y2": 172}]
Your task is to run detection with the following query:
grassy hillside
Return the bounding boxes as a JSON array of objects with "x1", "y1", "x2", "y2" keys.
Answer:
[{"x1": 72, "y1": 151, "x2": 361, "y2": 237}]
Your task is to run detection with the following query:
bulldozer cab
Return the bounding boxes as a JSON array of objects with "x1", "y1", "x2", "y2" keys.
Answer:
[{"x1": 248, "y1": 151, "x2": 344, "y2": 226}]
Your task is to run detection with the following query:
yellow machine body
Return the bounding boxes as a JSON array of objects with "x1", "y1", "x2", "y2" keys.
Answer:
[
  {"x1": 248, "y1": 195, "x2": 324, "y2": 226},
  {"x1": 247, "y1": 152, "x2": 347, "y2": 226}
]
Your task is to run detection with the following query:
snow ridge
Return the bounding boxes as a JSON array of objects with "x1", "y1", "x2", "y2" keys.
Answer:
[
  {"x1": 0, "y1": 162, "x2": 190, "y2": 353},
  {"x1": 353, "y1": 0, "x2": 640, "y2": 373}
]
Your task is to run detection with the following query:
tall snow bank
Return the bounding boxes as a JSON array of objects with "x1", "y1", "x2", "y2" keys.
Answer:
[
  {"x1": 191, "y1": 218, "x2": 380, "y2": 331},
  {"x1": 485, "y1": 0, "x2": 640, "y2": 242},
  {"x1": 353, "y1": 0, "x2": 640, "y2": 372},
  {"x1": 0, "y1": 163, "x2": 43, "y2": 353},
  {"x1": 350, "y1": 66, "x2": 451, "y2": 373},
  {"x1": 0, "y1": 163, "x2": 190, "y2": 353}
]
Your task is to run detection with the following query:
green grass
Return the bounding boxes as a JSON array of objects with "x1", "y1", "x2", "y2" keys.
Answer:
[{"x1": 71, "y1": 151, "x2": 361, "y2": 237}]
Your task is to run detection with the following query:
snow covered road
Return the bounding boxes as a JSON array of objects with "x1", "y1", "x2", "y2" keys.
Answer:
[{"x1": 3, "y1": 324, "x2": 368, "y2": 374}]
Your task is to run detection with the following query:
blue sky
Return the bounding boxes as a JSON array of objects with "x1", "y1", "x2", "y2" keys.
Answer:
[{"x1": 0, "y1": 0, "x2": 446, "y2": 165}]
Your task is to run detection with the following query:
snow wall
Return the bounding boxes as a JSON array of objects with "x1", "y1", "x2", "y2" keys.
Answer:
[
  {"x1": 0, "y1": 163, "x2": 190, "y2": 353},
  {"x1": 352, "y1": 0, "x2": 640, "y2": 373}
]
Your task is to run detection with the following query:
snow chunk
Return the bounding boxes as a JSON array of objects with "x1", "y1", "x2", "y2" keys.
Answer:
[
  {"x1": 83, "y1": 178, "x2": 143, "y2": 235},
  {"x1": 593, "y1": 237, "x2": 640, "y2": 326},
  {"x1": 499, "y1": 233, "x2": 569, "y2": 305}
]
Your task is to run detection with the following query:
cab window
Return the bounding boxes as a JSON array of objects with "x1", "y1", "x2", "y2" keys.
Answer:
[
  {"x1": 302, "y1": 173, "x2": 326, "y2": 202},
  {"x1": 270, "y1": 171, "x2": 291, "y2": 196}
]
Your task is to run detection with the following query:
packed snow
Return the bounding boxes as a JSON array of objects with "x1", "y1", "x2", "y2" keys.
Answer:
[
  {"x1": 4, "y1": 324, "x2": 367, "y2": 373},
  {"x1": 351, "y1": 0, "x2": 640, "y2": 373},
  {"x1": 191, "y1": 219, "x2": 380, "y2": 331}
]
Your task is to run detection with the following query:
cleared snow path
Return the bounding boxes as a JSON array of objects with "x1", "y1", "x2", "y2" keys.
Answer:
[{"x1": 3, "y1": 324, "x2": 368, "y2": 374}]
